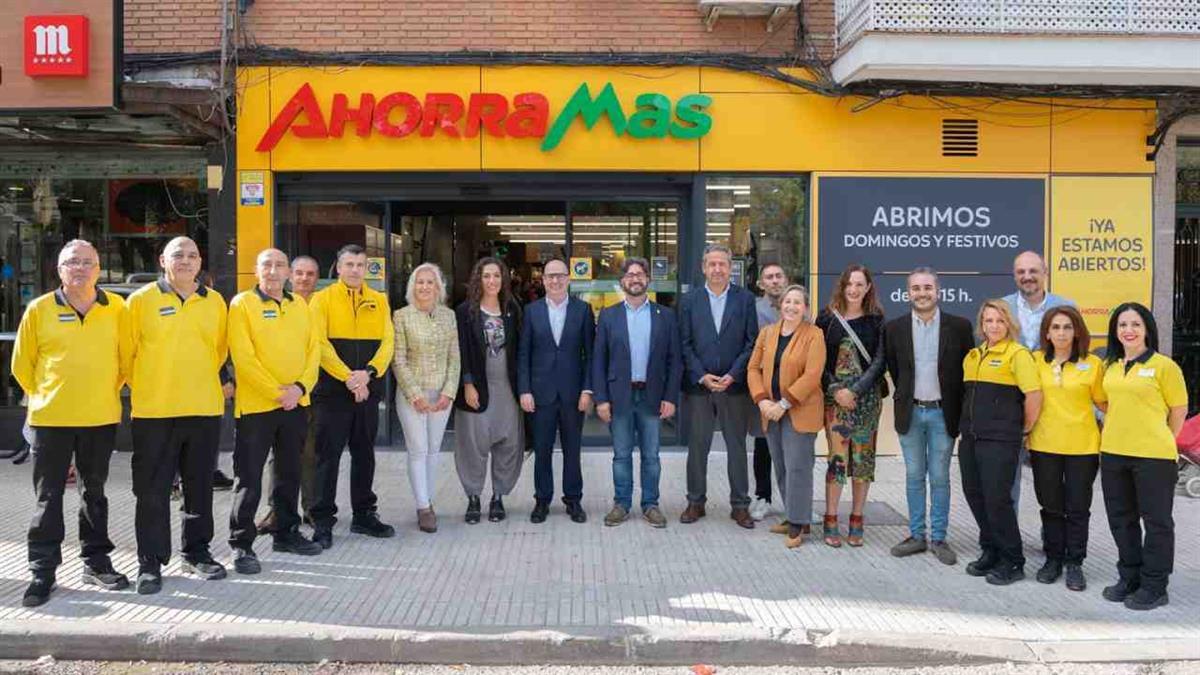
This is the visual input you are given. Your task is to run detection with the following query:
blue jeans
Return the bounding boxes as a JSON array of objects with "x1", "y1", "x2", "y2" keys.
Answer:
[
  {"x1": 897, "y1": 407, "x2": 954, "y2": 542},
  {"x1": 610, "y1": 389, "x2": 662, "y2": 512}
]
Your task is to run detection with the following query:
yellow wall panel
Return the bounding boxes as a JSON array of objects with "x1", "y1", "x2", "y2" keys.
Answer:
[
  {"x1": 701, "y1": 95, "x2": 1052, "y2": 173},
  {"x1": 1050, "y1": 100, "x2": 1156, "y2": 174},
  {"x1": 699, "y1": 67, "x2": 820, "y2": 94},
  {"x1": 236, "y1": 67, "x2": 273, "y2": 172},
  {"x1": 480, "y1": 66, "x2": 700, "y2": 171},
  {"x1": 255, "y1": 66, "x2": 483, "y2": 172}
]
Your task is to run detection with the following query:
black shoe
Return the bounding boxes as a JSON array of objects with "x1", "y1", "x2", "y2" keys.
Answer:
[
  {"x1": 350, "y1": 514, "x2": 396, "y2": 538},
  {"x1": 182, "y1": 557, "x2": 227, "y2": 580},
  {"x1": 986, "y1": 564, "x2": 1026, "y2": 586},
  {"x1": 465, "y1": 496, "x2": 482, "y2": 524},
  {"x1": 1123, "y1": 588, "x2": 1169, "y2": 611},
  {"x1": 1064, "y1": 564, "x2": 1086, "y2": 591},
  {"x1": 22, "y1": 574, "x2": 55, "y2": 607},
  {"x1": 1102, "y1": 578, "x2": 1139, "y2": 602},
  {"x1": 1036, "y1": 559, "x2": 1063, "y2": 584},
  {"x1": 136, "y1": 565, "x2": 162, "y2": 595},
  {"x1": 274, "y1": 530, "x2": 323, "y2": 556},
  {"x1": 233, "y1": 548, "x2": 261, "y2": 575},
  {"x1": 488, "y1": 496, "x2": 506, "y2": 522},
  {"x1": 565, "y1": 501, "x2": 587, "y2": 524},
  {"x1": 81, "y1": 562, "x2": 130, "y2": 591},
  {"x1": 966, "y1": 551, "x2": 1000, "y2": 577},
  {"x1": 312, "y1": 528, "x2": 333, "y2": 550},
  {"x1": 530, "y1": 501, "x2": 549, "y2": 524},
  {"x1": 212, "y1": 469, "x2": 234, "y2": 491}
]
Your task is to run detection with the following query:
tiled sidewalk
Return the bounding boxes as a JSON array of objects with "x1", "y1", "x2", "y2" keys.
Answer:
[{"x1": 0, "y1": 445, "x2": 1196, "y2": 664}]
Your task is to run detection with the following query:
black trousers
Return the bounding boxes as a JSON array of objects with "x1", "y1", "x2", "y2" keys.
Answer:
[
  {"x1": 27, "y1": 425, "x2": 118, "y2": 573},
  {"x1": 1101, "y1": 452, "x2": 1177, "y2": 594},
  {"x1": 530, "y1": 397, "x2": 584, "y2": 504},
  {"x1": 132, "y1": 416, "x2": 221, "y2": 565},
  {"x1": 753, "y1": 436, "x2": 773, "y2": 502},
  {"x1": 311, "y1": 399, "x2": 379, "y2": 528},
  {"x1": 959, "y1": 435, "x2": 1024, "y2": 567},
  {"x1": 228, "y1": 407, "x2": 307, "y2": 550},
  {"x1": 1030, "y1": 450, "x2": 1098, "y2": 564}
]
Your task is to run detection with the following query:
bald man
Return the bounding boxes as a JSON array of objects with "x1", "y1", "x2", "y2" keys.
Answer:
[
  {"x1": 1003, "y1": 251, "x2": 1075, "y2": 351},
  {"x1": 227, "y1": 249, "x2": 323, "y2": 574},
  {"x1": 127, "y1": 236, "x2": 230, "y2": 594}
]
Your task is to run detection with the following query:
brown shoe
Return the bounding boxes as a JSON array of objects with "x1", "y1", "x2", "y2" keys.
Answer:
[
  {"x1": 680, "y1": 503, "x2": 706, "y2": 524},
  {"x1": 731, "y1": 508, "x2": 755, "y2": 529},
  {"x1": 417, "y1": 508, "x2": 437, "y2": 533},
  {"x1": 256, "y1": 510, "x2": 278, "y2": 536},
  {"x1": 768, "y1": 521, "x2": 791, "y2": 535}
]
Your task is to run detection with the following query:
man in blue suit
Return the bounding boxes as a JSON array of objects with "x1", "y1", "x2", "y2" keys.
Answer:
[
  {"x1": 679, "y1": 243, "x2": 760, "y2": 528},
  {"x1": 518, "y1": 257, "x2": 595, "y2": 524},
  {"x1": 592, "y1": 257, "x2": 682, "y2": 529}
]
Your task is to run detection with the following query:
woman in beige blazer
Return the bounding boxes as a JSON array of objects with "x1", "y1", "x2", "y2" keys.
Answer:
[{"x1": 748, "y1": 285, "x2": 826, "y2": 548}]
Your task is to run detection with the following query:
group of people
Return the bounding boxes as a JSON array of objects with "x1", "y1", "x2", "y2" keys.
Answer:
[{"x1": 14, "y1": 238, "x2": 1189, "y2": 615}]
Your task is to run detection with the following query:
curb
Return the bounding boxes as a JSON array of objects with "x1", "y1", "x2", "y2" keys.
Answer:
[{"x1": 2, "y1": 621, "x2": 1198, "y2": 666}]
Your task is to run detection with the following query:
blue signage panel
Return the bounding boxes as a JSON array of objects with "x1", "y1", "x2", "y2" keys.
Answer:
[{"x1": 815, "y1": 176, "x2": 1045, "y2": 321}]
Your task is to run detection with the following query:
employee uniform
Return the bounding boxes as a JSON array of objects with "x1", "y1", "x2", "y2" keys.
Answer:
[
  {"x1": 308, "y1": 279, "x2": 394, "y2": 531},
  {"x1": 226, "y1": 287, "x2": 320, "y2": 551},
  {"x1": 128, "y1": 279, "x2": 229, "y2": 568},
  {"x1": 1028, "y1": 352, "x2": 1105, "y2": 566},
  {"x1": 1099, "y1": 351, "x2": 1189, "y2": 598},
  {"x1": 12, "y1": 289, "x2": 131, "y2": 575},
  {"x1": 959, "y1": 339, "x2": 1040, "y2": 572}
]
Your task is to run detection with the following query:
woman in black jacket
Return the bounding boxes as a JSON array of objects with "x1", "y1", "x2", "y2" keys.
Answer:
[
  {"x1": 814, "y1": 264, "x2": 887, "y2": 548},
  {"x1": 454, "y1": 257, "x2": 523, "y2": 524}
]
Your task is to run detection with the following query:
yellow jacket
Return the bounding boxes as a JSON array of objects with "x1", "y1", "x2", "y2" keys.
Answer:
[
  {"x1": 11, "y1": 289, "x2": 131, "y2": 427},
  {"x1": 228, "y1": 287, "x2": 320, "y2": 416},
  {"x1": 127, "y1": 279, "x2": 228, "y2": 418},
  {"x1": 309, "y1": 279, "x2": 394, "y2": 403}
]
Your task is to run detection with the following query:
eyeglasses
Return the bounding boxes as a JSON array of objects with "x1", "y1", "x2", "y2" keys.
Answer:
[
  {"x1": 59, "y1": 258, "x2": 97, "y2": 269},
  {"x1": 544, "y1": 273, "x2": 568, "y2": 281},
  {"x1": 623, "y1": 272, "x2": 647, "y2": 280}
]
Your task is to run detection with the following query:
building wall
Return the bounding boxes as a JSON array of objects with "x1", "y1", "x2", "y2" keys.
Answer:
[{"x1": 124, "y1": 1, "x2": 805, "y2": 55}]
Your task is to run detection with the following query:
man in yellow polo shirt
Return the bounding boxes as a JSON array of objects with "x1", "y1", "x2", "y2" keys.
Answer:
[
  {"x1": 309, "y1": 244, "x2": 395, "y2": 549},
  {"x1": 12, "y1": 240, "x2": 132, "y2": 607},
  {"x1": 226, "y1": 249, "x2": 323, "y2": 573},
  {"x1": 128, "y1": 236, "x2": 230, "y2": 594}
]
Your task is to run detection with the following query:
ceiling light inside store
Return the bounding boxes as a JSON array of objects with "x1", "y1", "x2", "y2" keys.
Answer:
[{"x1": 706, "y1": 185, "x2": 752, "y2": 191}]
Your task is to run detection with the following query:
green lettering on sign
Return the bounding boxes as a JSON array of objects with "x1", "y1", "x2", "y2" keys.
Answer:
[{"x1": 540, "y1": 82, "x2": 713, "y2": 151}]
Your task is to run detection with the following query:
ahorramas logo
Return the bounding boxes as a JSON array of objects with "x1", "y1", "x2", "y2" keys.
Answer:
[
  {"x1": 24, "y1": 15, "x2": 89, "y2": 77},
  {"x1": 255, "y1": 82, "x2": 712, "y2": 153}
]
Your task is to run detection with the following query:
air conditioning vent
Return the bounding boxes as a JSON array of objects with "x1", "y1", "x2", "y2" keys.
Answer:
[{"x1": 942, "y1": 118, "x2": 979, "y2": 157}]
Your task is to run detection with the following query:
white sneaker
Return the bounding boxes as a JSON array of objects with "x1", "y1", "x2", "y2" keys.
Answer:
[{"x1": 749, "y1": 497, "x2": 770, "y2": 521}]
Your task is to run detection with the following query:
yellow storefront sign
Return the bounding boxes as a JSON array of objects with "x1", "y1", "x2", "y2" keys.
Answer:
[{"x1": 1049, "y1": 176, "x2": 1154, "y2": 336}]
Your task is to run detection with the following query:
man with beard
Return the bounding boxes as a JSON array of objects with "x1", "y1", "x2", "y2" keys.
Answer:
[
  {"x1": 592, "y1": 257, "x2": 682, "y2": 528},
  {"x1": 748, "y1": 262, "x2": 788, "y2": 521}
]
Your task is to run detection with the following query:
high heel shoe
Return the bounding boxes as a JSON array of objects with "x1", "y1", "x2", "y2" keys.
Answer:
[
  {"x1": 822, "y1": 515, "x2": 842, "y2": 548},
  {"x1": 847, "y1": 513, "x2": 864, "y2": 547}
]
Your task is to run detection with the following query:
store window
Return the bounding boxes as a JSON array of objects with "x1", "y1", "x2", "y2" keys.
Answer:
[{"x1": 704, "y1": 176, "x2": 809, "y2": 291}]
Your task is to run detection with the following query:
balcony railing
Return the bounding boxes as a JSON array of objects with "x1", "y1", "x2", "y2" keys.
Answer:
[{"x1": 836, "y1": 0, "x2": 1200, "y2": 50}]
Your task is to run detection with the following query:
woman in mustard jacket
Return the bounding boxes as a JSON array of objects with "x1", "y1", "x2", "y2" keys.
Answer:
[{"x1": 747, "y1": 285, "x2": 826, "y2": 548}]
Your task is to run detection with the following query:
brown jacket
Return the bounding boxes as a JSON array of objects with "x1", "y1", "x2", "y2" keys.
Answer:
[{"x1": 747, "y1": 321, "x2": 826, "y2": 433}]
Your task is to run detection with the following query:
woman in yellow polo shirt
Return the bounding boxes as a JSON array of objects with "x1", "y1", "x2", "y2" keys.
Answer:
[
  {"x1": 960, "y1": 300, "x2": 1042, "y2": 586},
  {"x1": 1028, "y1": 306, "x2": 1105, "y2": 592},
  {"x1": 1099, "y1": 302, "x2": 1189, "y2": 611}
]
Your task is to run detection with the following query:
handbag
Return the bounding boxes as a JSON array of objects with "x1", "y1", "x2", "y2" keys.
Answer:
[{"x1": 830, "y1": 309, "x2": 890, "y2": 398}]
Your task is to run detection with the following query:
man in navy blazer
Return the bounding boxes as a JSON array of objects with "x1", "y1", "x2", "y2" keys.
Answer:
[
  {"x1": 592, "y1": 257, "x2": 682, "y2": 529},
  {"x1": 518, "y1": 257, "x2": 595, "y2": 524},
  {"x1": 679, "y1": 244, "x2": 760, "y2": 528}
]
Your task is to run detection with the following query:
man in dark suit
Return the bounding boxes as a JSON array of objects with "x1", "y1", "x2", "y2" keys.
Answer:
[
  {"x1": 518, "y1": 257, "x2": 595, "y2": 524},
  {"x1": 592, "y1": 257, "x2": 682, "y2": 528},
  {"x1": 679, "y1": 244, "x2": 760, "y2": 528},
  {"x1": 884, "y1": 266, "x2": 975, "y2": 565}
]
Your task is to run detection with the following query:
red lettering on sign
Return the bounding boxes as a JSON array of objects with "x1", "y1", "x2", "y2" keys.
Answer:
[
  {"x1": 507, "y1": 93, "x2": 550, "y2": 138},
  {"x1": 375, "y1": 92, "x2": 422, "y2": 138},
  {"x1": 329, "y1": 93, "x2": 376, "y2": 139},
  {"x1": 256, "y1": 83, "x2": 327, "y2": 152},
  {"x1": 420, "y1": 93, "x2": 464, "y2": 138},
  {"x1": 465, "y1": 93, "x2": 509, "y2": 138},
  {"x1": 24, "y1": 15, "x2": 89, "y2": 78}
]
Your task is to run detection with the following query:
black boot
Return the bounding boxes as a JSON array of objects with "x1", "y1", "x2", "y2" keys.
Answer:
[
  {"x1": 966, "y1": 550, "x2": 999, "y2": 577},
  {"x1": 1036, "y1": 559, "x2": 1063, "y2": 584},
  {"x1": 465, "y1": 495, "x2": 482, "y2": 524},
  {"x1": 488, "y1": 495, "x2": 506, "y2": 522}
]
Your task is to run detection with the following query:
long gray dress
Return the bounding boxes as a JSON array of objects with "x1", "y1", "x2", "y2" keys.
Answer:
[{"x1": 454, "y1": 309, "x2": 524, "y2": 496}]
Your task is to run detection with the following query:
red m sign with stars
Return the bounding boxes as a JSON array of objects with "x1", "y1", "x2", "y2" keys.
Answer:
[{"x1": 24, "y1": 15, "x2": 89, "y2": 77}]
